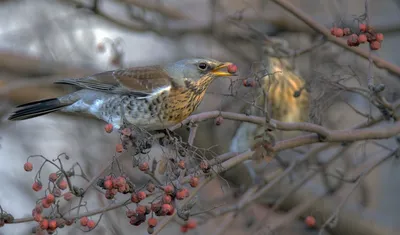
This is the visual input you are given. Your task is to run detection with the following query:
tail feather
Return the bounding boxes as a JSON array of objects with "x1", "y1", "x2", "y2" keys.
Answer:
[{"x1": 8, "y1": 98, "x2": 71, "y2": 121}]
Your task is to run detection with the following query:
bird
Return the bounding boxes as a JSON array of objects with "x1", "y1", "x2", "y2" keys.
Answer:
[
  {"x1": 229, "y1": 37, "x2": 309, "y2": 184},
  {"x1": 8, "y1": 58, "x2": 237, "y2": 130},
  {"x1": 231, "y1": 37, "x2": 309, "y2": 154}
]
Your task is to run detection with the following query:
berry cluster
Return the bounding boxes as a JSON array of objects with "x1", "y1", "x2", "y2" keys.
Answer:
[
  {"x1": 97, "y1": 175, "x2": 135, "y2": 199},
  {"x1": 330, "y1": 24, "x2": 384, "y2": 50},
  {"x1": 27, "y1": 168, "x2": 76, "y2": 234},
  {"x1": 96, "y1": 172, "x2": 199, "y2": 233},
  {"x1": 22, "y1": 155, "x2": 102, "y2": 234}
]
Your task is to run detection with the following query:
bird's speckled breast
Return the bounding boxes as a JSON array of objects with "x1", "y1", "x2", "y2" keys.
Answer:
[{"x1": 92, "y1": 74, "x2": 214, "y2": 130}]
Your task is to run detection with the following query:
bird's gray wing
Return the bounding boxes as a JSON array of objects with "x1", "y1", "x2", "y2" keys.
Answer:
[{"x1": 54, "y1": 65, "x2": 173, "y2": 96}]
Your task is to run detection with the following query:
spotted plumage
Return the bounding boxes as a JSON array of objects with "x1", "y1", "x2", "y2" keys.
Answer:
[{"x1": 8, "y1": 58, "x2": 237, "y2": 130}]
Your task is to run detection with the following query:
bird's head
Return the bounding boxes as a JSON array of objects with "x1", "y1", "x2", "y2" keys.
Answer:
[{"x1": 163, "y1": 58, "x2": 238, "y2": 87}]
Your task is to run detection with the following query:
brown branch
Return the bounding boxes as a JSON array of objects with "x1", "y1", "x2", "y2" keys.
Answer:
[
  {"x1": 269, "y1": 0, "x2": 400, "y2": 77},
  {"x1": 170, "y1": 110, "x2": 400, "y2": 150}
]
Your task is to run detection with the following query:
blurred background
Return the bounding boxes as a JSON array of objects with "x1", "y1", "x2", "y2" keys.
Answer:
[{"x1": 1, "y1": 0, "x2": 400, "y2": 234}]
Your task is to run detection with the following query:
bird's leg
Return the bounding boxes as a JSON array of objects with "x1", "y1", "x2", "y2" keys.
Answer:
[{"x1": 158, "y1": 129, "x2": 183, "y2": 147}]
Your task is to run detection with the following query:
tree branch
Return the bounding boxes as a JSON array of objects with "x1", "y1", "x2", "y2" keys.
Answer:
[{"x1": 269, "y1": 0, "x2": 400, "y2": 77}]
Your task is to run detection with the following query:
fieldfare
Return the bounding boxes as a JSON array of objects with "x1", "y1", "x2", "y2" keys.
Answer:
[{"x1": 8, "y1": 58, "x2": 237, "y2": 130}]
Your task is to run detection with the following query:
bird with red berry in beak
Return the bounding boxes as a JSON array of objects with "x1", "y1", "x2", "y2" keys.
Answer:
[{"x1": 8, "y1": 58, "x2": 238, "y2": 130}]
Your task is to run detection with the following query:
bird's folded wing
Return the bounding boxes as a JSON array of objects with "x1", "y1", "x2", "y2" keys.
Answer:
[{"x1": 54, "y1": 65, "x2": 172, "y2": 96}]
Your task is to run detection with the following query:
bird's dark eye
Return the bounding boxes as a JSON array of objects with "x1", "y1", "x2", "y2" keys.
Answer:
[{"x1": 198, "y1": 62, "x2": 208, "y2": 70}]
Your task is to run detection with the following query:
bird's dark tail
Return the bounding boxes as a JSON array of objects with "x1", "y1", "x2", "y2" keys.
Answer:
[{"x1": 8, "y1": 98, "x2": 71, "y2": 121}]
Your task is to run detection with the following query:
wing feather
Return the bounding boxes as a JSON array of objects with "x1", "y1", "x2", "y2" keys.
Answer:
[{"x1": 54, "y1": 65, "x2": 172, "y2": 95}]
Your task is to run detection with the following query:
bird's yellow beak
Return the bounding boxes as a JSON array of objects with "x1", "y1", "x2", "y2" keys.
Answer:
[{"x1": 211, "y1": 62, "x2": 238, "y2": 76}]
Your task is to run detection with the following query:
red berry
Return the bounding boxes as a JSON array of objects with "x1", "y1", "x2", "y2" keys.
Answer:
[
  {"x1": 334, "y1": 28, "x2": 343, "y2": 37},
  {"x1": 116, "y1": 143, "x2": 124, "y2": 153},
  {"x1": 190, "y1": 177, "x2": 199, "y2": 187},
  {"x1": 176, "y1": 189, "x2": 186, "y2": 200},
  {"x1": 104, "y1": 123, "x2": 113, "y2": 133},
  {"x1": 41, "y1": 199, "x2": 51, "y2": 208},
  {"x1": 227, "y1": 64, "x2": 238, "y2": 74},
  {"x1": 343, "y1": 27, "x2": 351, "y2": 35},
  {"x1": 200, "y1": 160, "x2": 209, "y2": 171},
  {"x1": 34, "y1": 204, "x2": 43, "y2": 214},
  {"x1": 52, "y1": 188, "x2": 61, "y2": 197},
  {"x1": 34, "y1": 214, "x2": 43, "y2": 222},
  {"x1": 80, "y1": 217, "x2": 88, "y2": 226},
  {"x1": 370, "y1": 41, "x2": 381, "y2": 50},
  {"x1": 114, "y1": 176, "x2": 126, "y2": 187},
  {"x1": 48, "y1": 220, "x2": 57, "y2": 230},
  {"x1": 48, "y1": 173, "x2": 58, "y2": 182},
  {"x1": 215, "y1": 116, "x2": 224, "y2": 126},
  {"x1": 24, "y1": 162, "x2": 33, "y2": 172},
  {"x1": 164, "y1": 185, "x2": 174, "y2": 195},
  {"x1": 58, "y1": 180, "x2": 68, "y2": 190},
  {"x1": 136, "y1": 205, "x2": 146, "y2": 215},
  {"x1": 104, "y1": 179, "x2": 113, "y2": 190},
  {"x1": 146, "y1": 183, "x2": 155, "y2": 193},
  {"x1": 180, "y1": 225, "x2": 189, "y2": 233},
  {"x1": 46, "y1": 194, "x2": 55, "y2": 204},
  {"x1": 358, "y1": 34, "x2": 367, "y2": 43},
  {"x1": 162, "y1": 195, "x2": 172, "y2": 204},
  {"x1": 330, "y1": 27, "x2": 336, "y2": 35},
  {"x1": 139, "y1": 162, "x2": 149, "y2": 171},
  {"x1": 376, "y1": 33, "x2": 384, "y2": 42},
  {"x1": 305, "y1": 215, "x2": 316, "y2": 228},
  {"x1": 126, "y1": 209, "x2": 135, "y2": 218},
  {"x1": 65, "y1": 219, "x2": 74, "y2": 226},
  {"x1": 162, "y1": 204, "x2": 173, "y2": 215},
  {"x1": 40, "y1": 219, "x2": 49, "y2": 230},
  {"x1": 121, "y1": 128, "x2": 132, "y2": 136},
  {"x1": 87, "y1": 220, "x2": 95, "y2": 229},
  {"x1": 151, "y1": 202, "x2": 162, "y2": 212},
  {"x1": 131, "y1": 193, "x2": 139, "y2": 203},
  {"x1": 32, "y1": 181, "x2": 43, "y2": 192},
  {"x1": 148, "y1": 217, "x2": 158, "y2": 228},
  {"x1": 186, "y1": 219, "x2": 197, "y2": 229},
  {"x1": 118, "y1": 185, "x2": 126, "y2": 193},
  {"x1": 137, "y1": 191, "x2": 147, "y2": 201},
  {"x1": 63, "y1": 192, "x2": 73, "y2": 201},
  {"x1": 177, "y1": 160, "x2": 185, "y2": 169},
  {"x1": 347, "y1": 34, "x2": 359, "y2": 47},
  {"x1": 359, "y1": 24, "x2": 367, "y2": 32}
]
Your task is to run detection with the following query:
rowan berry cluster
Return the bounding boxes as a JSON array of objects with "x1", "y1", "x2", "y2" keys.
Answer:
[
  {"x1": 22, "y1": 155, "x2": 100, "y2": 234},
  {"x1": 330, "y1": 24, "x2": 384, "y2": 50},
  {"x1": 97, "y1": 175, "x2": 135, "y2": 199},
  {"x1": 96, "y1": 166, "x2": 200, "y2": 233},
  {"x1": 126, "y1": 182, "x2": 198, "y2": 233}
]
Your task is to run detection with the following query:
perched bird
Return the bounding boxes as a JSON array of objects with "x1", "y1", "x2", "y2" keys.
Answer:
[
  {"x1": 8, "y1": 58, "x2": 237, "y2": 130},
  {"x1": 230, "y1": 37, "x2": 310, "y2": 183},
  {"x1": 231, "y1": 37, "x2": 310, "y2": 153}
]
